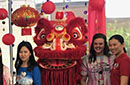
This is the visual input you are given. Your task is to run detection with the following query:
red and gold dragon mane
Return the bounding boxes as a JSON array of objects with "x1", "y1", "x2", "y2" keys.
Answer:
[{"x1": 33, "y1": 11, "x2": 88, "y2": 85}]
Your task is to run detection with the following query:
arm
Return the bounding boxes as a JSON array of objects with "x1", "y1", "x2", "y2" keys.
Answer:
[
  {"x1": 32, "y1": 66, "x2": 41, "y2": 85},
  {"x1": 3, "y1": 65, "x2": 12, "y2": 85},
  {"x1": 81, "y1": 76, "x2": 87, "y2": 85},
  {"x1": 120, "y1": 58, "x2": 130, "y2": 85},
  {"x1": 120, "y1": 76, "x2": 129, "y2": 85},
  {"x1": 80, "y1": 56, "x2": 88, "y2": 85}
]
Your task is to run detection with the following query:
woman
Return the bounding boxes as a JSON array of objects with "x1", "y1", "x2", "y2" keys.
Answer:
[
  {"x1": 81, "y1": 33, "x2": 114, "y2": 85},
  {"x1": 0, "y1": 48, "x2": 12, "y2": 85},
  {"x1": 109, "y1": 34, "x2": 130, "y2": 85},
  {"x1": 15, "y1": 41, "x2": 41, "y2": 85}
]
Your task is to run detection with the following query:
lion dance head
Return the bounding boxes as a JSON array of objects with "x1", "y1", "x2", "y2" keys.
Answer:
[{"x1": 33, "y1": 11, "x2": 88, "y2": 85}]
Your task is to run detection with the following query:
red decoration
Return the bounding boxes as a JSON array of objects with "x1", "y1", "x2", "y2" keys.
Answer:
[
  {"x1": 0, "y1": 8, "x2": 8, "y2": 20},
  {"x1": 88, "y1": 0, "x2": 106, "y2": 48},
  {"x1": 11, "y1": 5, "x2": 40, "y2": 36},
  {"x1": 21, "y1": 28, "x2": 32, "y2": 36},
  {"x1": 65, "y1": 11, "x2": 75, "y2": 23},
  {"x1": 11, "y1": 5, "x2": 40, "y2": 27},
  {"x1": 89, "y1": 0, "x2": 104, "y2": 10},
  {"x1": 33, "y1": 12, "x2": 88, "y2": 85},
  {"x1": 2, "y1": 33, "x2": 15, "y2": 45},
  {"x1": 56, "y1": 11, "x2": 64, "y2": 19},
  {"x1": 42, "y1": 1, "x2": 55, "y2": 14}
]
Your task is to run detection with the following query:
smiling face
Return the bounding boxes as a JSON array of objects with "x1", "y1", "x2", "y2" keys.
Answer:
[
  {"x1": 109, "y1": 38, "x2": 124, "y2": 57},
  {"x1": 19, "y1": 46, "x2": 31, "y2": 63},
  {"x1": 93, "y1": 38, "x2": 105, "y2": 56}
]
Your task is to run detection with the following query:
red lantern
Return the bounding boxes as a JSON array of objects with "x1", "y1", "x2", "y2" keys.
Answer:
[
  {"x1": 89, "y1": 0, "x2": 104, "y2": 10},
  {"x1": 11, "y1": 5, "x2": 40, "y2": 36},
  {"x1": 0, "y1": 8, "x2": 8, "y2": 20},
  {"x1": 42, "y1": 1, "x2": 55, "y2": 14},
  {"x1": 2, "y1": 33, "x2": 15, "y2": 45}
]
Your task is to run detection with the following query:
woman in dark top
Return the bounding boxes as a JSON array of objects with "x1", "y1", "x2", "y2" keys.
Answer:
[{"x1": 15, "y1": 41, "x2": 41, "y2": 85}]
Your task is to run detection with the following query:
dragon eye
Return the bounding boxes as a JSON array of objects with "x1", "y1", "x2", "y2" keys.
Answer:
[
  {"x1": 72, "y1": 27, "x2": 83, "y2": 40},
  {"x1": 73, "y1": 32, "x2": 79, "y2": 39},
  {"x1": 41, "y1": 34, "x2": 46, "y2": 39}
]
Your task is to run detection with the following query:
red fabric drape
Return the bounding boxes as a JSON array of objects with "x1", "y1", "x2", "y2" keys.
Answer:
[
  {"x1": 40, "y1": 61, "x2": 81, "y2": 85},
  {"x1": 88, "y1": 0, "x2": 106, "y2": 48}
]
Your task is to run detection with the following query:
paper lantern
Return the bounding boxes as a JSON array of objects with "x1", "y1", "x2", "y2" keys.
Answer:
[
  {"x1": 89, "y1": 0, "x2": 104, "y2": 10},
  {"x1": 42, "y1": 1, "x2": 55, "y2": 14},
  {"x1": 11, "y1": 5, "x2": 40, "y2": 27},
  {"x1": 0, "y1": 8, "x2": 8, "y2": 20},
  {"x1": 2, "y1": 33, "x2": 15, "y2": 45},
  {"x1": 11, "y1": 5, "x2": 40, "y2": 35}
]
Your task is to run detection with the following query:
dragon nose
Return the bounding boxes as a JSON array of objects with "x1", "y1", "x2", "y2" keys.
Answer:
[
  {"x1": 51, "y1": 33, "x2": 70, "y2": 51},
  {"x1": 54, "y1": 38, "x2": 62, "y2": 51}
]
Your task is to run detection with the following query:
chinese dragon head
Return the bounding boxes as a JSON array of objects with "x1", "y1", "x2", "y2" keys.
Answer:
[{"x1": 33, "y1": 11, "x2": 88, "y2": 85}]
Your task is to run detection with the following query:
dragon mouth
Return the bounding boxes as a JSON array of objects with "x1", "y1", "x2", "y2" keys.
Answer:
[
  {"x1": 34, "y1": 45, "x2": 86, "y2": 60},
  {"x1": 42, "y1": 39, "x2": 75, "y2": 51},
  {"x1": 38, "y1": 59, "x2": 77, "y2": 70}
]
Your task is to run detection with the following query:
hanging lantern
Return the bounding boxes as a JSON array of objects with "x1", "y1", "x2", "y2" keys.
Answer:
[
  {"x1": 89, "y1": 0, "x2": 104, "y2": 10},
  {"x1": 2, "y1": 33, "x2": 15, "y2": 45},
  {"x1": 11, "y1": 5, "x2": 40, "y2": 36},
  {"x1": 0, "y1": 8, "x2": 8, "y2": 20},
  {"x1": 42, "y1": 1, "x2": 55, "y2": 14}
]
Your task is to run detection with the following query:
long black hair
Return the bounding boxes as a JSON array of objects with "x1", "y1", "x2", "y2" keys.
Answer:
[
  {"x1": 109, "y1": 34, "x2": 126, "y2": 53},
  {"x1": 15, "y1": 41, "x2": 37, "y2": 74},
  {"x1": 89, "y1": 33, "x2": 110, "y2": 63},
  {"x1": 0, "y1": 48, "x2": 3, "y2": 85}
]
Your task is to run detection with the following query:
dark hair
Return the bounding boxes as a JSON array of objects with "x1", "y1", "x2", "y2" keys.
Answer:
[
  {"x1": 109, "y1": 34, "x2": 126, "y2": 53},
  {"x1": 89, "y1": 33, "x2": 110, "y2": 63},
  {"x1": 15, "y1": 41, "x2": 37, "y2": 74},
  {"x1": 0, "y1": 48, "x2": 3, "y2": 85}
]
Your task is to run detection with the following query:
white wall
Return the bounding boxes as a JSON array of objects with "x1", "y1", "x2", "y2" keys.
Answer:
[{"x1": 0, "y1": 0, "x2": 10, "y2": 69}]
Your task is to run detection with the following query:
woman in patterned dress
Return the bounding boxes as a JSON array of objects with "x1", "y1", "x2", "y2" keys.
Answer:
[{"x1": 81, "y1": 33, "x2": 114, "y2": 85}]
